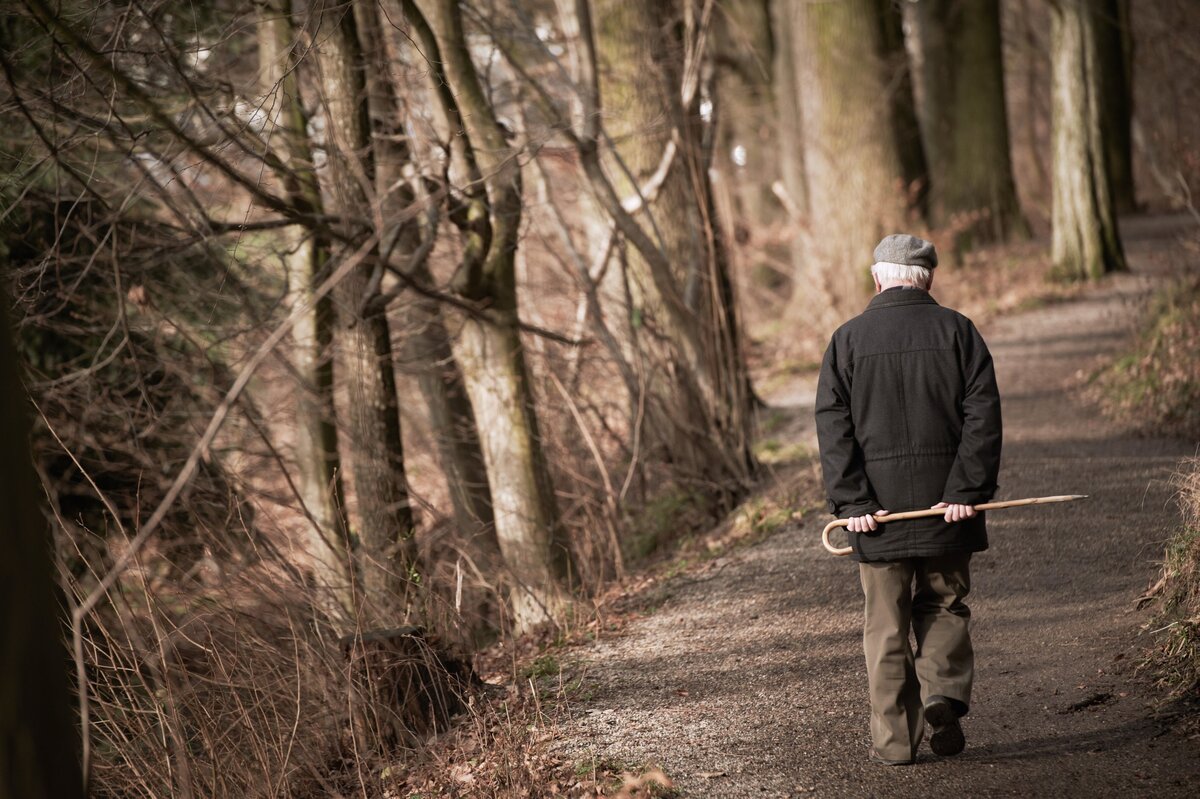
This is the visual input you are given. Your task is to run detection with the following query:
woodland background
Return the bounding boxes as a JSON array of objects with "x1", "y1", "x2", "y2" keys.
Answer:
[{"x1": 2, "y1": 0, "x2": 1199, "y2": 797}]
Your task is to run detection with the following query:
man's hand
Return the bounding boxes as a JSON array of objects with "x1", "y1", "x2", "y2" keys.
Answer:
[
  {"x1": 932, "y1": 501, "x2": 977, "y2": 523},
  {"x1": 847, "y1": 509, "x2": 889, "y2": 533}
]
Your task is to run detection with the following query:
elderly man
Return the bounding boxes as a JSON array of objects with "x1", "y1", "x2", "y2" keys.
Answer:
[{"x1": 815, "y1": 234, "x2": 1003, "y2": 765}]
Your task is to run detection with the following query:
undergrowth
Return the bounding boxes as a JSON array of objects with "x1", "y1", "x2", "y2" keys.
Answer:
[
  {"x1": 1109, "y1": 275, "x2": 1200, "y2": 699},
  {"x1": 1096, "y1": 275, "x2": 1200, "y2": 439}
]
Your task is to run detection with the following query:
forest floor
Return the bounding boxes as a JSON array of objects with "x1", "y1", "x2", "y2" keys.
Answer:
[{"x1": 547, "y1": 214, "x2": 1200, "y2": 798}]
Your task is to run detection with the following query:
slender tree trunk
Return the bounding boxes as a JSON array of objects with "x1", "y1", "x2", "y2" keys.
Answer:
[
  {"x1": 356, "y1": 0, "x2": 501, "y2": 626},
  {"x1": 772, "y1": 0, "x2": 807, "y2": 220},
  {"x1": 1049, "y1": 0, "x2": 1127, "y2": 280},
  {"x1": 910, "y1": 0, "x2": 1026, "y2": 243},
  {"x1": 257, "y1": 0, "x2": 354, "y2": 616},
  {"x1": 412, "y1": 0, "x2": 574, "y2": 631},
  {"x1": 314, "y1": 0, "x2": 416, "y2": 608},
  {"x1": 402, "y1": 302, "x2": 499, "y2": 552},
  {"x1": 0, "y1": 282, "x2": 84, "y2": 799},
  {"x1": 786, "y1": 0, "x2": 925, "y2": 334},
  {"x1": 1095, "y1": 0, "x2": 1136, "y2": 213}
]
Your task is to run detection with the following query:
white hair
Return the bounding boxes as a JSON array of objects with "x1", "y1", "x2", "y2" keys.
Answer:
[{"x1": 871, "y1": 261, "x2": 933, "y2": 289}]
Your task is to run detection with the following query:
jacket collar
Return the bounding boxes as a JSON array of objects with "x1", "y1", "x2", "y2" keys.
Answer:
[{"x1": 866, "y1": 286, "x2": 940, "y2": 311}]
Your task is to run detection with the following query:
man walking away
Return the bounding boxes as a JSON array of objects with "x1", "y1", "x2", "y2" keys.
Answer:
[{"x1": 815, "y1": 234, "x2": 1003, "y2": 765}]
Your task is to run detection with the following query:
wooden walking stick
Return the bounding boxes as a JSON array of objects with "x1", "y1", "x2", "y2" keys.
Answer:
[{"x1": 819, "y1": 495, "x2": 1089, "y2": 556}]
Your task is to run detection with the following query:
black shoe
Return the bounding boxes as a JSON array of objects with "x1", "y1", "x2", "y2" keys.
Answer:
[
  {"x1": 869, "y1": 748, "x2": 914, "y2": 766},
  {"x1": 924, "y1": 696, "x2": 965, "y2": 756}
]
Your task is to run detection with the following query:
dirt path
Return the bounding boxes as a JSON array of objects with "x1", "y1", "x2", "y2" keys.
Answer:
[{"x1": 553, "y1": 217, "x2": 1200, "y2": 797}]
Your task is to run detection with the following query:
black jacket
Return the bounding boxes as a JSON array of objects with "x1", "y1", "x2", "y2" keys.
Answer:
[{"x1": 815, "y1": 287, "x2": 1002, "y2": 562}]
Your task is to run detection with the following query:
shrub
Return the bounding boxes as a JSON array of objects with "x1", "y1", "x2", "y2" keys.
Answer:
[{"x1": 1098, "y1": 276, "x2": 1200, "y2": 439}]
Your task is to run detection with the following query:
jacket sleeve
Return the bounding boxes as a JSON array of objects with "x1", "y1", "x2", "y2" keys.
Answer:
[
  {"x1": 942, "y1": 320, "x2": 1003, "y2": 504},
  {"x1": 815, "y1": 337, "x2": 881, "y2": 518}
]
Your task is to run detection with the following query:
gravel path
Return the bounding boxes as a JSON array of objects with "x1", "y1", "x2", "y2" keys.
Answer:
[{"x1": 554, "y1": 218, "x2": 1200, "y2": 797}]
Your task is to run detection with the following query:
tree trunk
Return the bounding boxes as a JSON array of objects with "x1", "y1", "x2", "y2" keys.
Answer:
[
  {"x1": 786, "y1": 0, "x2": 926, "y2": 335},
  {"x1": 1049, "y1": 0, "x2": 1127, "y2": 280},
  {"x1": 910, "y1": 0, "x2": 1026, "y2": 244},
  {"x1": 592, "y1": 0, "x2": 756, "y2": 491},
  {"x1": 771, "y1": 0, "x2": 807, "y2": 220},
  {"x1": 594, "y1": 0, "x2": 704, "y2": 300},
  {"x1": 412, "y1": 0, "x2": 574, "y2": 631},
  {"x1": 879, "y1": 0, "x2": 929, "y2": 214},
  {"x1": 0, "y1": 280, "x2": 84, "y2": 799},
  {"x1": 401, "y1": 303, "x2": 499, "y2": 557},
  {"x1": 257, "y1": 0, "x2": 354, "y2": 617},
  {"x1": 356, "y1": 0, "x2": 501, "y2": 631},
  {"x1": 1095, "y1": 0, "x2": 1136, "y2": 213},
  {"x1": 713, "y1": 0, "x2": 779, "y2": 228},
  {"x1": 314, "y1": 0, "x2": 416, "y2": 608}
]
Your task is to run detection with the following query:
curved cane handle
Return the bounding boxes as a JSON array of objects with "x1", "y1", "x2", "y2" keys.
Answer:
[{"x1": 822, "y1": 519, "x2": 854, "y2": 556}]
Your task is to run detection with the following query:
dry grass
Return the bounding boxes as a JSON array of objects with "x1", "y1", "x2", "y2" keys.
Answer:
[
  {"x1": 387, "y1": 683, "x2": 677, "y2": 798},
  {"x1": 70, "y1": 533, "x2": 479, "y2": 798},
  {"x1": 1140, "y1": 460, "x2": 1200, "y2": 697}
]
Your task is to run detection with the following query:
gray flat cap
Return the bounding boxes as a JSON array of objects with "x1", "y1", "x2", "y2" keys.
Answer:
[{"x1": 873, "y1": 233, "x2": 938, "y2": 269}]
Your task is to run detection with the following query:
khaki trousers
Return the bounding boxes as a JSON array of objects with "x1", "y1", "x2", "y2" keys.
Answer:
[{"x1": 858, "y1": 552, "x2": 973, "y2": 761}]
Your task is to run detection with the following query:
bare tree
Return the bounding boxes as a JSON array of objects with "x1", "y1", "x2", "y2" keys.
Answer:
[
  {"x1": 713, "y1": 0, "x2": 778, "y2": 228},
  {"x1": 409, "y1": 0, "x2": 575, "y2": 630},
  {"x1": 771, "y1": 0, "x2": 808, "y2": 220},
  {"x1": 588, "y1": 0, "x2": 756, "y2": 493},
  {"x1": 312, "y1": 0, "x2": 418, "y2": 608},
  {"x1": 1095, "y1": 0, "x2": 1136, "y2": 213},
  {"x1": 357, "y1": 0, "x2": 503, "y2": 636},
  {"x1": 257, "y1": 0, "x2": 354, "y2": 615}
]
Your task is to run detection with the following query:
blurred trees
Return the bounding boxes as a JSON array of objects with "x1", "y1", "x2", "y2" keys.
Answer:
[
  {"x1": 714, "y1": 0, "x2": 778, "y2": 227},
  {"x1": 909, "y1": 0, "x2": 1026, "y2": 243},
  {"x1": 1049, "y1": 0, "x2": 1127, "y2": 278},
  {"x1": 589, "y1": 0, "x2": 757, "y2": 497},
  {"x1": 782, "y1": 0, "x2": 927, "y2": 330},
  {"x1": 1096, "y1": 0, "x2": 1136, "y2": 214}
]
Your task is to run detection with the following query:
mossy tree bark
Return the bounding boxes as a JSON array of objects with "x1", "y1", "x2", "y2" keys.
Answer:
[
  {"x1": 357, "y1": 0, "x2": 502, "y2": 637},
  {"x1": 878, "y1": 1, "x2": 929, "y2": 213},
  {"x1": 1049, "y1": 0, "x2": 1127, "y2": 280},
  {"x1": 785, "y1": 0, "x2": 928, "y2": 335},
  {"x1": 313, "y1": 0, "x2": 417, "y2": 609},
  {"x1": 591, "y1": 0, "x2": 757, "y2": 494},
  {"x1": 411, "y1": 0, "x2": 575, "y2": 631},
  {"x1": 910, "y1": 0, "x2": 1027, "y2": 243},
  {"x1": 713, "y1": 0, "x2": 779, "y2": 228},
  {"x1": 256, "y1": 0, "x2": 354, "y2": 617}
]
